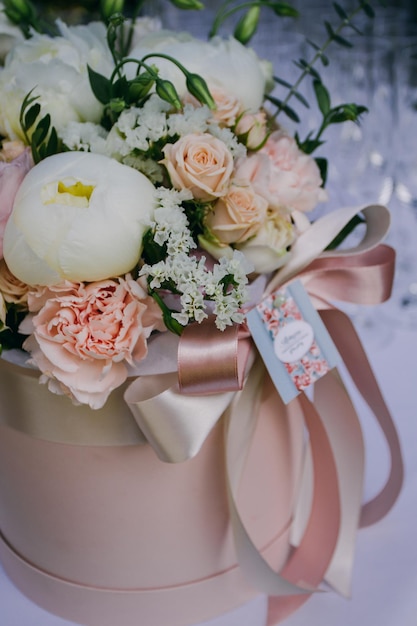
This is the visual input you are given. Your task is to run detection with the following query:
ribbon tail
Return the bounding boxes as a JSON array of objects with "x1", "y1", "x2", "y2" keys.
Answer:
[
  {"x1": 226, "y1": 361, "x2": 342, "y2": 607},
  {"x1": 320, "y1": 309, "x2": 404, "y2": 526},
  {"x1": 124, "y1": 372, "x2": 235, "y2": 463},
  {"x1": 266, "y1": 389, "x2": 341, "y2": 624},
  {"x1": 226, "y1": 362, "x2": 315, "y2": 597},
  {"x1": 314, "y1": 371, "x2": 365, "y2": 597}
]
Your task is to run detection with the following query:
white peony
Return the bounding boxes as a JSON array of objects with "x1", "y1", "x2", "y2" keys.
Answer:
[
  {"x1": 129, "y1": 31, "x2": 269, "y2": 113},
  {"x1": 3, "y1": 151, "x2": 156, "y2": 285},
  {"x1": 0, "y1": 20, "x2": 114, "y2": 141},
  {"x1": 0, "y1": 2, "x2": 24, "y2": 62}
]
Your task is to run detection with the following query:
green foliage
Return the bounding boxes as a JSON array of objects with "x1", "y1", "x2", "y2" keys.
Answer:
[
  {"x1": 19, "y1": 90, "x2": 63, "y2": 163},
  {"x1": 168, "y1": 0, "x2": 204, "y2": 9},
  {"x1": 4, "y1": 0, "x2": 58, "y2": 35},
  {"x1": 88, "y1": 46, "x2": 216, "y2": 126},
  {"x1": 210, "y1": 1, "x2": 298, "y2": 43}
]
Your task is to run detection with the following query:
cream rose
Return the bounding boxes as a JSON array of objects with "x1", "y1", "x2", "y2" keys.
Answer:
[
  {"x1": 238, "y1": 214, "x2": 295, "y2": 273},
  {"x1": 205, "y1": 181, "x2": 267, "y2": 244},
  {"x1": 0, "y1": 20, "x2": 114, "y2": 140},
  {"x1": 21, "y1": 276, "x2": 165, "y2": 409},
  {"x1": 161, "y1": 132, "x2": 234, "y2": 201},
  {"x1": 3, "y1": 151, "x2": 156, "y2": 285},
  {"x1": 129, "y1": 31, "x2": 268, "y2": 113}
]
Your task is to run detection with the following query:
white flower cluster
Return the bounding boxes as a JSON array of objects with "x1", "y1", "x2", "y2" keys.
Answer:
[
  {"x1": 60, "y1": 94, "x2": 246, "y2": 183},
  {"x1": 140, "y1": 188, "x2": 251, "y2": 330}
]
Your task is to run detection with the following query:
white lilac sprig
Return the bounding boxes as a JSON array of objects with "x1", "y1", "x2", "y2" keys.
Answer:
[{"x1": 140, "y1": 188, "x2": 252, "y2": 332}]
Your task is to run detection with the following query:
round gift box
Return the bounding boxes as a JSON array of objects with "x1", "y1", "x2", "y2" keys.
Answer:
[{"x1": 0, "y1": 357, "x2": 304, "y2": 626}]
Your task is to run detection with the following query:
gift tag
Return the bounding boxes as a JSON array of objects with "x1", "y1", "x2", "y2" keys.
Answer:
[{"x1": 246, "y1": 280, "x2": 341, "y2": 404}]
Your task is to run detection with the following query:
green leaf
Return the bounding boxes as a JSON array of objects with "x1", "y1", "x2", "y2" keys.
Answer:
[
  {"x1": 313, "y1": 79, "x2": 331, "y2": 115},
  {"x1": 273, "y1": 75, "x2": 310, "y2": 108},
  {"x1": 24, "y1": 103, "x2": 41, "y2": 131},
  {"x1": 294, "y1": 59, "x2": 321, "y2": 81},
  {"x1": 332, "y1": 2, "x2": 349, "y2": 21},
  {"x1": 299, "y1": 137, "x2": 324, "y2": 154},
  {"x1": 112, "y1": 75, "x2": 129, "y2": 98},
  {"x1": 315, "y1": 157, "x2": 328, "y2": 185},
  {"x1": 359, "y1": 1, "x2": 375, "y2": 18},
  {"x1": 332, "y1": 33, "x2": 353, "y2": 47},
  {"x1": 270, "y1": 2, "x2": 299, "y2": 18},
  {"x1": 266, "y1": 95, "x2": 300, "y2": 122},
  {"x1": 31, "y1": 114, "x2": 51, "y2": 146},
  {"x1": 45, "y1": 126, "x2": 59, "y2": 156},
  {"x1": 324, "y1": 20, "x2": 335, "y2": 38},
  {"x1": 87, "y1": 65, "x2": 112, "y2": 105},
  {"x1": 326, "y1": 214, "x2": 365, "y2": 250},
  {"x1": 306, "y1": 39, "x2": 329, "y2": 65},
  {"x1": 346, "y1": 21, "x2": 364, "y2": 35}
]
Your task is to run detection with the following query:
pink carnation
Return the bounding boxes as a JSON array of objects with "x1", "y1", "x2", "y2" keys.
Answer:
[
  {"x1": 22, "y1": 276, "x2": 165, "y2": 409},
  {"x1": 235, "y1": 130, "x2": 327, "y2": 214},
  {"x1": 0, "y1": 148, "x2": 33, "y2": 258}
]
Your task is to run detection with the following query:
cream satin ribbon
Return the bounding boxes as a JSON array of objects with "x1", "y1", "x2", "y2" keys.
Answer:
[{"x1": 123, "y1": 203, "x2": 403, "y2": 613}]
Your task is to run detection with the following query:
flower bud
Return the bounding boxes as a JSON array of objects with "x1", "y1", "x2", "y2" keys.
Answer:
[
  {"x1": 186, "y1": 73, "x2": 216, "y2": 110},
  {"x1": 155, "y1": 79, "x2": 182, "y2": 110},
  {"x1": 100, "y1": 0, "x2": 125, "y2": 21},
  {"x1": 234, "y1": 6, "x2": 260, "y2": 45},
  {"x1": 168, "y1": 0, "x2": 204, "y2": 10},
  {"x1": 235, "y1": 111, "x2": 268, "y2": 150},
  {"x1": 3, "y1": 0, "x2": 36, "y2": 23}
]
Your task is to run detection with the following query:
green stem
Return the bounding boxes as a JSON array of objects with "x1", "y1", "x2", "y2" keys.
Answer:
[
  {"x1": 273, "y1": 3, "x2": 366, "y2": 119},
  {"x1": 125, "y1": 0, "x2": 148, "y2": 55}
]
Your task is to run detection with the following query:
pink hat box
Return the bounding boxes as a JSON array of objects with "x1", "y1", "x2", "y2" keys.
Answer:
[{"x1": 0, "y1": 356, "x2": 304, "y2": 626}]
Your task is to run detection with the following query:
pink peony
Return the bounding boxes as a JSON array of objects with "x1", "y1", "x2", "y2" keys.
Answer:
[
  {"x1": 235, "y1": 130, "x2": 327, "y2": 214},
  {"x1": 0, "y1": 147, "x2": 32, "y2": 258},
  {"x1": 21, "y1": 276, "x2": 165, "y2": 409}
]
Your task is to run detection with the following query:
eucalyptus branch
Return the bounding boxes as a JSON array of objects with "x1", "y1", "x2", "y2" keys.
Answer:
[{"x1": 272, "y1": 2, "x2": 376, "y2": 119}]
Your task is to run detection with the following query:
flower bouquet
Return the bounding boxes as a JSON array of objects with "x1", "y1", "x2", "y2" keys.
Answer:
[{"x1": 0, "y1": 1, "x2": 404, "y2": 625}]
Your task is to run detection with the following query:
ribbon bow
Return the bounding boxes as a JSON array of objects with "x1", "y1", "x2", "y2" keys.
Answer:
[{"x1": 124, "y1": 203, "x2": 403, "y2": 622}]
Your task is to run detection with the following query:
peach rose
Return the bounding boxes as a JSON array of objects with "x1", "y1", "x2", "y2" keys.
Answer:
[
  {"x1": 0, "y1": 147, "x2": 33, "y2": 259},
  {"x1": 161, "y1": 133, "x2": 234, "y2": 201},
  {"x1": 205, "y1": 181, "x2": 267, "y2": 244},
  {"x1": 21, "y1": 276, "x2": 165, "y2": 409},
  {"x1": 0, "y1": 259, "x2": 29, "y2": 307},
  {"x1": 235, "y1": 130, "x2": 327, "y2": 214},
  {"x1": 235, "y1": 111, "x2": 268, "y2": 150},
  {"x1": 210, "y1": 87, "x2": 242, "y2": 127}
]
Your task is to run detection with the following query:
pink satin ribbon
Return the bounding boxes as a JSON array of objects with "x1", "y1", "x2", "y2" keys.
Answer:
[
  {"x1": 174, "y1": 241, "x2": 403, "y2": 625},
  {"x1": 178, "y1": 317, "x2": 252, "y2": 395}
]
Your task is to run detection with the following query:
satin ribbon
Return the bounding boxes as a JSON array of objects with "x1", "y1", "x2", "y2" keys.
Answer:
[
  {"x1": 124, "y1": 203, "x2": 403, "y2": 619},
  {"x1": 125, "y1": 203, "x2": 393, "y2": 463}
]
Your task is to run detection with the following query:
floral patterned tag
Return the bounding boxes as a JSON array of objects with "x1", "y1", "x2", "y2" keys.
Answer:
[{"x1": 246, "y1": 280, "x2": 341, "y2": 404}]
